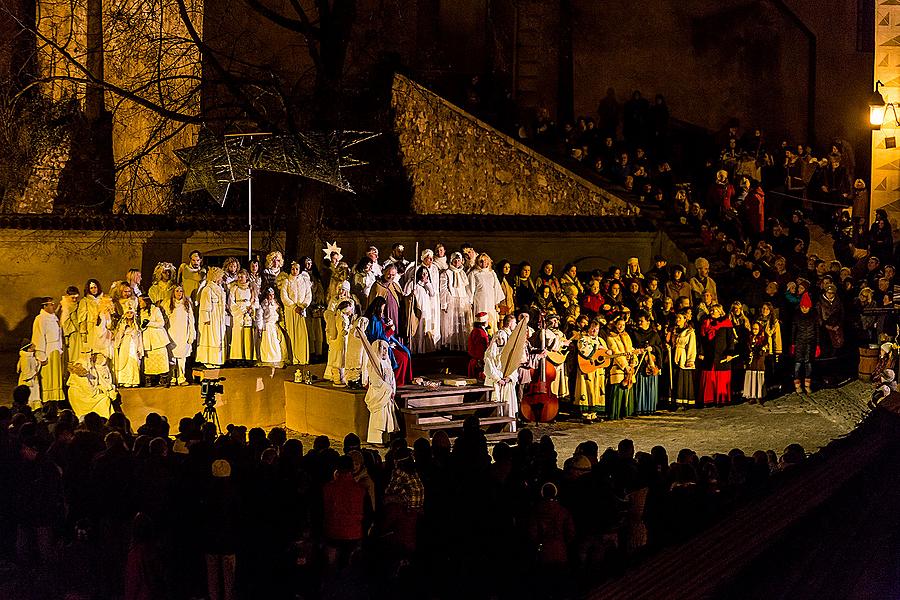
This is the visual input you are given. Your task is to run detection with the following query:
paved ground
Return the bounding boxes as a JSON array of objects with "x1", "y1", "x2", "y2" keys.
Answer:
[{"x1": 1, "y1": 348, "x2": 872, "y2": 460}]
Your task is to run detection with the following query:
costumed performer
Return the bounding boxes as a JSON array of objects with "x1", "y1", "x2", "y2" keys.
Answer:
[
  {"x1": 166, "y1": 286, "x2": 196, "y2": 385},
  {"x1": 361, "y1": 338, "x2": 398, "y2": 445},
  {"x1": 365, "y1": 296, "x2": 412, "y2": 386},
  {"x1": 228, "y1": 270, "x2": 257, "y2": 363},
  {"x1": 32, "y1": 297, "x2": 65, "y2": 404},
  {"x1": 196, "y1": 267, "x2": 227, "y2": 368},
  {"x1": 16, "y1": 340, "x2": 41, "y2": 410},
  {"x1": 138, "y1": 296, "x2": 172, "y2": 387},
  {"x1": 467, "y1": 311, "x2": 490, "y2": 379},
  {"x1": 281, "y1": 261, "x2": 311, "y2": 365}
]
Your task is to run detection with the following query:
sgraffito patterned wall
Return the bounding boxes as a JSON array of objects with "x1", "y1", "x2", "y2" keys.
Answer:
[{"x1": 873, "y1": 0, "x2": 900, "y2": 226}]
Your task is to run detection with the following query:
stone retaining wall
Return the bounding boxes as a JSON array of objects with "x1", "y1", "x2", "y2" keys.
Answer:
[{"x1": 391, "y1": 74, "x2": 637, "y2": 217}]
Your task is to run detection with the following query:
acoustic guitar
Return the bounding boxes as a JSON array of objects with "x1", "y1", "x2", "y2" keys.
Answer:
[
  {"x1": 577, "y1": 348, "x2": 633, "y2": 374},
  {"x1": 546, "y1": 348, "x2": 569, "y2": 366}
]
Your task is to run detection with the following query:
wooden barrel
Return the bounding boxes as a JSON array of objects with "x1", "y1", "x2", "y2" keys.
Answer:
[{"x1": 858, "y1": 346, "x2": 880, "y2": 381}]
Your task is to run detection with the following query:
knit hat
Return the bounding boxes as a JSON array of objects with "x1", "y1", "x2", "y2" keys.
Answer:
[
  {"x1": 799, "y1": 293, "x2": 813, "y2": 309},
  {"x1": 474, "y1": 311, "x2": 489, "y2": 324},
  {"x1": 212, "y1": 459, "x2": 232, "y2": 478},
  {"x1": 571, "y1": 455, "x2": 592, "y2": 471}
]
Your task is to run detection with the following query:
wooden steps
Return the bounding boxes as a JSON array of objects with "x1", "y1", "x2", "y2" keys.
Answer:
[
  {"x1": 411, "y1": 415, "x2": 515, "y2": 431},
  {"x1": 396, "y1": 383, "x2": 516, "y2": 443},
  {"x1": 402, "y1": 401, "x2": 499, "y2": 414}
]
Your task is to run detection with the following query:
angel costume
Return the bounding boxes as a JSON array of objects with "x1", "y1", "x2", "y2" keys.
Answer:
[
  {"x1": 32, "y1": 309, "x2": 65, "y2": 402},
  {"x1": 58, "y1": 295, "x2": 83, "y2": 362},
  {"x1": 281, "y1": 272, "x2": 312, "y2": 365},
  {"x1": 229, "y1": 282, "x2": 257, "y2": 361},
  {"x1": 140, "y1": 304, "x2": 171, "y2": 376},
  {"x1": 346, "y1": 316, "x2": 369, "y2": 387},
  {"x1": 114, "y1": 318, "x2": 143, "y2": 387},
  {"x1": 196, "y1": 283, "x2": 227, "y2": 367},
  {"x1": 91, "y1": 297, "x2": 116, "y2": 360},
  {"x1": 17, "y1": 348, "x2": 41, "y2": 409},
  {"x1": 78, "y1": 293, "x2": 103, "y2": 356},
  {"x1": 469, "y1": 267, "x2": 505, "y2": 333},
  {"x1": 364, "y1": 339, "x2": 398, "y2": 444},
  {"x1": 441, "y1": 263, "x2": 473, "y2": 351},
  {"x1": 326, "y1": 307, "x2": 352, "y2": 385},
  {"x1": 67, "y1": 361, "x2": 115, "y2": 419},
  {"x1": 166, "y1": 300, "x2": 196, "y2": 385},
  {"x1": 411, "y1": 279, "x2": 439, "y2": 353},
  {"x1": 258, "y1": 299, "x2": 286, "y2": 366}
]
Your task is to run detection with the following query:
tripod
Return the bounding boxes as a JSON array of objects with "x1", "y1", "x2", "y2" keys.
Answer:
[{"x1": 203, "y1": 401, "x2": 221, "y2": 434}]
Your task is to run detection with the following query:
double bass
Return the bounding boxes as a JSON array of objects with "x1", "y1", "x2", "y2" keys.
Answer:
[{"x1": 521, "y1": 312, "x2": 559, "y2": 423}]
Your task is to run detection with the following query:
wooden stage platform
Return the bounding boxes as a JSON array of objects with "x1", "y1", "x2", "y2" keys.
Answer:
[
  {"x1": 120, "y1": 363, "x2": 513, "y2": 443},
  {"x1": 119, "y1": 364, "x2": 327, "y2": 431}
]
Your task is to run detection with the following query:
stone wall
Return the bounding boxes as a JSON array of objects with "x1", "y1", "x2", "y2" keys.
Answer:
[
  {"x1": 391, "y1": 74, "x2": 637, "y2": 217},
  {"x1": 13, "y1": 135, "x2": 71, "y2": 213}
]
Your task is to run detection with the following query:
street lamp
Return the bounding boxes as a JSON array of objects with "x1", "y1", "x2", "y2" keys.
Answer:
[{"x1": 871, "y1": 80, "x2": 890, "y2": 129}]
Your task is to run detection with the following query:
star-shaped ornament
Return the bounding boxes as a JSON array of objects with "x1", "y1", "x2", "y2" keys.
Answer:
[{"x1": 323, "y1": 241, "x2": 342, "y2": 264}]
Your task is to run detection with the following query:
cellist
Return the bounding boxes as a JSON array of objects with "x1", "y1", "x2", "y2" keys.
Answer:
[{"x1": 606, "y1": 313, "x2": 636, "y2": 420}]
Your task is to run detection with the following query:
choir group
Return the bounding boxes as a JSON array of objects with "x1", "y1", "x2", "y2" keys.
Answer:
[{"x1": 21, "y1": 237, "x2": 842, "y2": 438}]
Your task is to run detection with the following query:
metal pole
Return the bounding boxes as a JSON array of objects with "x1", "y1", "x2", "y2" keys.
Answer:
[{"x1": 247, "y1": 168, "x2": 252, "y2": 262}]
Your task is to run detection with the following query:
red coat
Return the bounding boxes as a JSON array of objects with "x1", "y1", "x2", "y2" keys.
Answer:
[
  {"x1": 708, "y1": 182, "x2": 734, "y2": 211},
  {"x1": 323, "y1": 473, "x2": 366, "y2": 541},
  {"x1": 581, "y1": 292, "x2": 605, "y2": 315},
  {"x1": 467, "y1": 326, "x2": 490, "y2": 379},
  {"x1": 745, "y1": 186, "x2": 765, "y2": 234}
]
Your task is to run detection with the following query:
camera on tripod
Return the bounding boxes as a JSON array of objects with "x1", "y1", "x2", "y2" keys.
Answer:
[{"x1": 200, "y1": 377, "x2": 225, "y2": 406}]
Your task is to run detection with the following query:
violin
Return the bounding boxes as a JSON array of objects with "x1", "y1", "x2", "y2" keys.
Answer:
[
  {"x1": 521, "y1": 312, "x2": 559, "y2": 423},
  {"x1": 645, "y1": 345, "x2": 661, "y2": 377}
]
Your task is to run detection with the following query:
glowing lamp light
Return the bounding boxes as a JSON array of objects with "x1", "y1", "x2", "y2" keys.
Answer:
[{"x1": 871, "y1": 80, "x2": 887, "y2": 130}]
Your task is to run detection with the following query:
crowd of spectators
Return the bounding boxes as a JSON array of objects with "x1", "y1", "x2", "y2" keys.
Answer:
[{"x1": 1, "y1": 397, "x2": 813, "y2": 600}]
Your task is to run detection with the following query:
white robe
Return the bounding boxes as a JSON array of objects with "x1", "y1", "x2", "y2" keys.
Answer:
[
  {"x1": 326, "y1": 309, "x2": 351, "y2": 382},
  {"x1": 17, "y1": 350, "x2": 41, "y2": 409},
  {"x1": 411, "y1": 282, "x2": 439, "y2": 353},
  {"x1": 258, "y1": 301, "x2": 285, "y2": 365},
  {"x1": 441, "y1": 266, "x2": 473, "y2": 351},
  {"x1": 483, "y1": 338, "x2": 519, "y2": 432},
  {"x1": 281, "y1": 273, "x2": 312, "y2": 365},
  {"x1": 78, "y1": 295, "x2": 102, "y2": 355},
  {"x1": 166, "y1": 302, "x2": 196, "y2": 359},
  {"x1": 469, "y1": 268, "x2": 505, "y2": 333},
  {"x1": 114, "y1": 323, "x2": 143, "y2": 387},
  {"x1": 140, "y1": 305, "x2": 171, "y2": 375},
  {"x1": 365, "y1": 356, "x2": 398, "y2": 444},
  {"x1": 346, "y1": 316, "x2": 369, "y2": 385},
  {"x1": 178, "y1": 264, "x2": 206, "y2": 307},
  {"x1": 67, "y1": 366, "x2": 114, "y2": 419},
  {"x1": 32, "y1": 311, "x2": 65, "y2": 402},
  {"x1": 196, "y1": 283, "x2": 227, "y2": 366},
  {"x1": 58, "y1": 297, "x2": 83, "y2": 361},
  {"x1": 91, "y1": 307, "x2": 116, "y2": 360},
  {"x1": 229, "y1": 284, "x2": 256, "y2": 360}
]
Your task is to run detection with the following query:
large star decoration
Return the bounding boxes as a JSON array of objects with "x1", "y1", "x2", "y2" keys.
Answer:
[
  {"x1": 174, "y1": 134, "x2": 255, "y2": 205},
  {"x1": 176, "y1": 130, "x2": 378, "y2": 203},
  {"x1": 322, "y1": 241, "x2": 342, "y2": 264}
]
